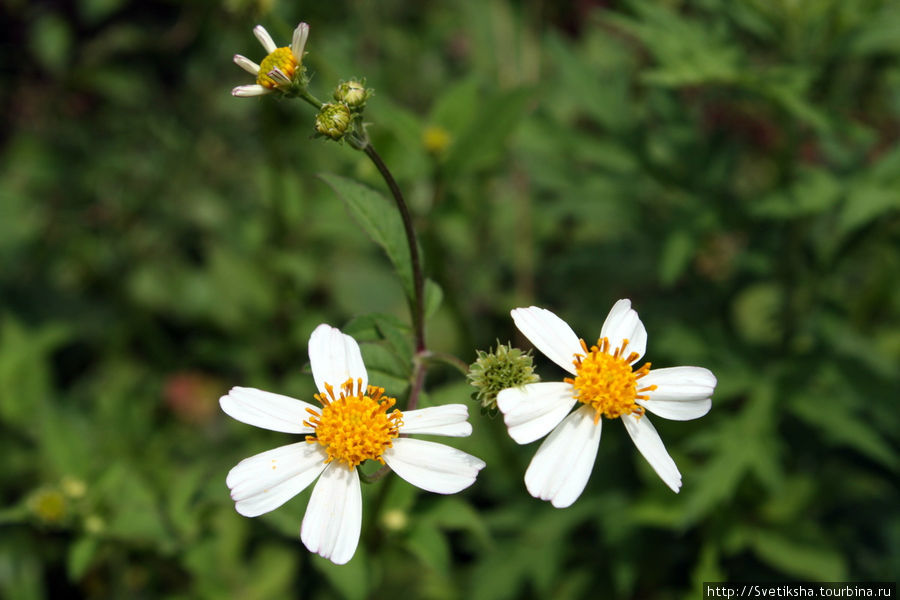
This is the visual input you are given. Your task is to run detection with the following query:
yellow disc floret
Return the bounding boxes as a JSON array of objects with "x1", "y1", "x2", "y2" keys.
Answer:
[
  {"x1": 304, "y1": 379, "x2": 403, "y2": 469},
  {"x1": 565, "y1": 338, "x2": 656, "y2": 424},
  {"x1": 256, "y1": 47, "x2": 297, "y2": 89}
]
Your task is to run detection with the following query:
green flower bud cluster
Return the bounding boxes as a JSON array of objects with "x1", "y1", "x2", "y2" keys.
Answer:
[
  {"x1": 314, "y1": 79, "x2": 373, "y2": 144},
  {"x1": 467, "y1": 342, "x2": 540, "y2": 416}
]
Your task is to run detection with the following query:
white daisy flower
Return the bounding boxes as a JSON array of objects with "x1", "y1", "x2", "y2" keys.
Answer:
[
  {"x1": 220, "y1": 324, "x2": 485, "y2": 564},
  {"x1": 498, "y1": 300, "x2": 716, "y2": 507},
  {"x1": 232, "y1": 22, "x2": 310, "y2": 97}
]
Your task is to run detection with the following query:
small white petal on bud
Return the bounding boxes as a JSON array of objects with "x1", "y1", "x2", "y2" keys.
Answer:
[
  {"x1": 267, "y1": 67, "x2": 292, "y2": 86},
  {"x1": 233, "y1": 54, "x2": 260, "y2": 76},
  {"x1": 253, "y1": 25, "x2": 277, "y2": 54}
]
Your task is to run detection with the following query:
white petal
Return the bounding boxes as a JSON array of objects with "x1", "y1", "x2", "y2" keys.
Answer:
[
  {"x1": 497, "y1": 382, "x2": 578, "y2": 444},
  {"x1": 399, "y1": 405, "x2": 472, "y2": 437},
  {"x1": 233, "y1": 54, "x2": 260, "y2": 75},
  {"x1": 382, "y1": 438, "x2": 485, "y2": 494},
  {"x1": 638, "y1": 397, "x2": 711, "y2": 421},
  {"x1": 232, "y1": 84, "x2": 271, "y2": 97},
  {"x1": 511, "y1": 306, "x2": 583, "y2": 375},
  {"x1": 227, "y1": 442, "x2": 327, "y2": 517},
  {"x1": 599, "y1": 299, "x2": 647, "y2": 364},
  {"x1": 219, "y1": 387, "x2": 316, "y2": 433},
  {"x1": 641, "y1": 366, "x2": 717, "y2": 401},
  {"x1": 621, "y1": 414, "x2": 682, "y2": 493},
  {"x1": 253, "y1": 25, "x2": 277, "y2": 54},
  {"x1": 636, "y1": 366, "x2": 716, "y2": 421},
  {"x1": 291, "y1": 22, "x2": 310, "y2": 62},
  {"x1": 524, "y1": 405, "x2": 602, "y2": 508},
  {"x1": 301, "y1": 463, "x2": 362, "y2": 565},
  {"x1": 308, "y1": 324, "x2": 368, "y2": 394}
]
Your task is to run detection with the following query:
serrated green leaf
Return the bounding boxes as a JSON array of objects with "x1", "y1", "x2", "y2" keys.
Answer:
[{"x1": 320, "y1": 174, "x2": 415, "y2": 298}]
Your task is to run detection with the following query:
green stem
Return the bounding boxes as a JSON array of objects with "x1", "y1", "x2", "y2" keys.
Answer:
[
  {"x1": 362, "y1": 144, "x2": 426, "y2": 353},
  {"x1": 298, "y1": 89, "x2": 324, "y2": 110}
]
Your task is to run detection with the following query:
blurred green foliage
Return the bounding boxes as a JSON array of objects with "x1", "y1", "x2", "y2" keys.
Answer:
[{"x1": 1, "y1": 0, "x2": 898, "y2": 598}]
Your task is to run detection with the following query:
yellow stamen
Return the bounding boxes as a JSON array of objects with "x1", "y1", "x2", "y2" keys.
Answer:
[
  {"x1": 256, "y1": 47, "x2": 297, "y2": 89},
  {"x1": 304, "y1": 378, "x2": 403, "y2": 469},
  {"x1": 564, "y1": 338, "x2": 656, "y2": 424}
]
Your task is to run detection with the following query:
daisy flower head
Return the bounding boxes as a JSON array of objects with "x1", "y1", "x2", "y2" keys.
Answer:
[
  {"x1": 232, "y1": 22, "x2": 310, "y2": 97},
  {"x1": 220, "y1": 324, "x2": 485, "y2": 565},
  {"x1": 498, "y1": 300, "x2": 716, "y2": 507}
]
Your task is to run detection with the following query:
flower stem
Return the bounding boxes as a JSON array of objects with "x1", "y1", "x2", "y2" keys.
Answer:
[
  {"x1": 362, "y1": 144, "x2": 426, "y2": 353},
  {"x1": 406, "y1": 356, "x2": 427, "y2": 412},
  {"x1": 298, "y1": 89, "x2": 324, "y2": 110},
  {"x1": 359, "y1": 464, "x2": 391, "y2": 484}
]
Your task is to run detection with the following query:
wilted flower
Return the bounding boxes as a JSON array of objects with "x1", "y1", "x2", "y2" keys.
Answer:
[
  {"x1": 221, "y1": 324, "x2": 485, "y2": 564},
  {"x1": 498, "y1": 300, "x2": 716, "y2": 507},
  {"x1": 232, "y1": 22, "x2": 310, "y2": 97},
  {"x1": 467, "y1": 342, "x2": 539, "y2": 414}
]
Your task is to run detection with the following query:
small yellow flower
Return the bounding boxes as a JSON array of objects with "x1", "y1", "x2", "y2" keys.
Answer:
[
  {"x1": 423, "y1": 125, "x2": 451, "y2": 155},
  {"x1": 29, "y1": 487, "x2": 67, "y2": 524}
]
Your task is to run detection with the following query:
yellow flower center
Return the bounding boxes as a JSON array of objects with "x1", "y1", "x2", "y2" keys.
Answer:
[
  {"x1": 304, "y1": 379, "x2": 403, "y2": 469},
  {"x1": 256, "y1": 47, "x2": 297, "y2": 89},
  {"x1": 565, "y1": 338, "x2": 656, "y2": 424}
]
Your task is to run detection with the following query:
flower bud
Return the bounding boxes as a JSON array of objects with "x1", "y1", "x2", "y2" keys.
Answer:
[
  {"x1": 61, "y1": 476, "x2": 87, "y2": 499},
  {"x1": 315, "y1": 102, "x2": 352, "y2": 140},
  {"x1": 467, "y1": 342, "x2": 540, "y2": 415},
  {"x1": 333, "y1": 80, "x2": 371, "y2": 110}
]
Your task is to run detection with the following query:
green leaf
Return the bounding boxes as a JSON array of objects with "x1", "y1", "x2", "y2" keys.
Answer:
[
  {"x1": 0, "y1": 318, "x2": 69, "y2": 432},
  {"x1": 320, "y1": 174, "x2": 415, "y2": 298},
  {"x1": 422, "y1": 496, "x2": 492, "y2": 549},
  {"x1": 659, "y1": 230, "x2": 695, "y2": 286},
  {"x1": 789, "y1": 377, "x2": 897, "y2": 471},
  {"x1": 428, "y1": 76, "x2": 481, "y2": 133},
  {"x1": 749, "y1": 529, "x2": 846, "y2": 581},
  {"x1": 312, "y1": 549, "x2": 368, "y2": 600},
  {"x1": 442, "y1": 87, "x2": 534, "y2": 176},
  {"x1": 424, "y1": 279, "x2": 443, "y2": 318},
  {"x1": 67, "y1": 537, "x2": 98, "y2": 580},
  {"x1": 407, "y1": 523, "x2": 451, "y2": 574}
]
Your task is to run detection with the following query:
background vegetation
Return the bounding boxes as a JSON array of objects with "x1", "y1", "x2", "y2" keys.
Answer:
[{"x1": 1, "y1": 0, "x2": 898, "y2": 597}]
